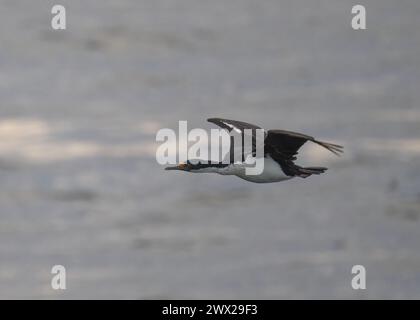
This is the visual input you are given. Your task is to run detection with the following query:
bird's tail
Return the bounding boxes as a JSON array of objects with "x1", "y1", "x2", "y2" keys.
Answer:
[{"x1": 297, "y1": 166, "x2": 328, "y2": 178}]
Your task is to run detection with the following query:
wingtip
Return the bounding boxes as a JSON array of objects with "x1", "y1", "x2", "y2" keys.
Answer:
[{"x1": 314, "y1": 140, "x2": 344, "y2": 157}]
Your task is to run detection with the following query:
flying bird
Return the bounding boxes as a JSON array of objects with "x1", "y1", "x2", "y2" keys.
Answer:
[{"x1": 165, "y1": 118, "x2": 343, "y2": 183}]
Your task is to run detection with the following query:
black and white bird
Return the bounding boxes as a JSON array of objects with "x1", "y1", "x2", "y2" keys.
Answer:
[{"x1": 165, "y1": 118, "x2": 343, "y2": 183}]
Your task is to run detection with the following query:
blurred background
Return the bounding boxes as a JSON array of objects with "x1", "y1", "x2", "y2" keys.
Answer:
[{"x1": 0, "y1": 0, "x2": 420, "y2": 299}]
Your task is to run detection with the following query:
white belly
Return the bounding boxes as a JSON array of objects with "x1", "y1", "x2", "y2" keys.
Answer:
[{"x1": 219, "y1": 156, "x2": 293, "y2": 183}]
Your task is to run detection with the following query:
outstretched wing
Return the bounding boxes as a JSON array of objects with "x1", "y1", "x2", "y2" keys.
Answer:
[
  {"x1": 207, "y1": 118, "x2": 266, "y2": 162},
  {"x1": 265, "y1": 129, "x2": 343, "y2": 160},
  {"x1": 265, "y1": 129, "x2": 343, "y2": 177}
]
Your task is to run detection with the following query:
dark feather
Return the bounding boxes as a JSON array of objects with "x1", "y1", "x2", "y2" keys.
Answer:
[
  {"x1": 265, "y1": 129, "x2": 343, "y2": 159},
  {"x1": 207, "y1": 118, "x2": 262, "y2": 132}
]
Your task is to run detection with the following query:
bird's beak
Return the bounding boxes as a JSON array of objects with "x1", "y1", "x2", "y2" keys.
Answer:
[{"x1": 165, "y1": 163, "x2": 188, "y2": 171}]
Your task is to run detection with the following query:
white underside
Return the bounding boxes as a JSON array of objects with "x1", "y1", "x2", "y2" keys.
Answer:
[{"x1": 193, "y1": 155, "x2": 293, "y2": 183}]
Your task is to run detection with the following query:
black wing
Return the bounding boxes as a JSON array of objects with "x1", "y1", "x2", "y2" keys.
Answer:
[
  {"x1": 207, "y1": 118, "x2": 266, "y2": 162},
  {"x1": 265, "y1": 129, "x2": 343, "y2": 177},
  {"x1": 265, "y1": 129, "x2": 343, "y2": 159}
]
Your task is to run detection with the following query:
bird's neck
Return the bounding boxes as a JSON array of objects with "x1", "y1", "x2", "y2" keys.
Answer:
[{"x1": 190, "y1": 162, "x2": 230, "y2": 174}]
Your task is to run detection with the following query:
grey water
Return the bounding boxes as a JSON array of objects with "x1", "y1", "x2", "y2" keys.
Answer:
[{"x1": 0, "y1": 0, "x2": 420, "y2": 298}]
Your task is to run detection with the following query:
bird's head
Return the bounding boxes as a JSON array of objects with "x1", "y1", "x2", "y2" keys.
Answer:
[
  {"x1": 165, "y1": 161, "x2": 191, "y2": 171},
  {"x1": 165, "y1": 159, "x2": 203, "y2": 172}
]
